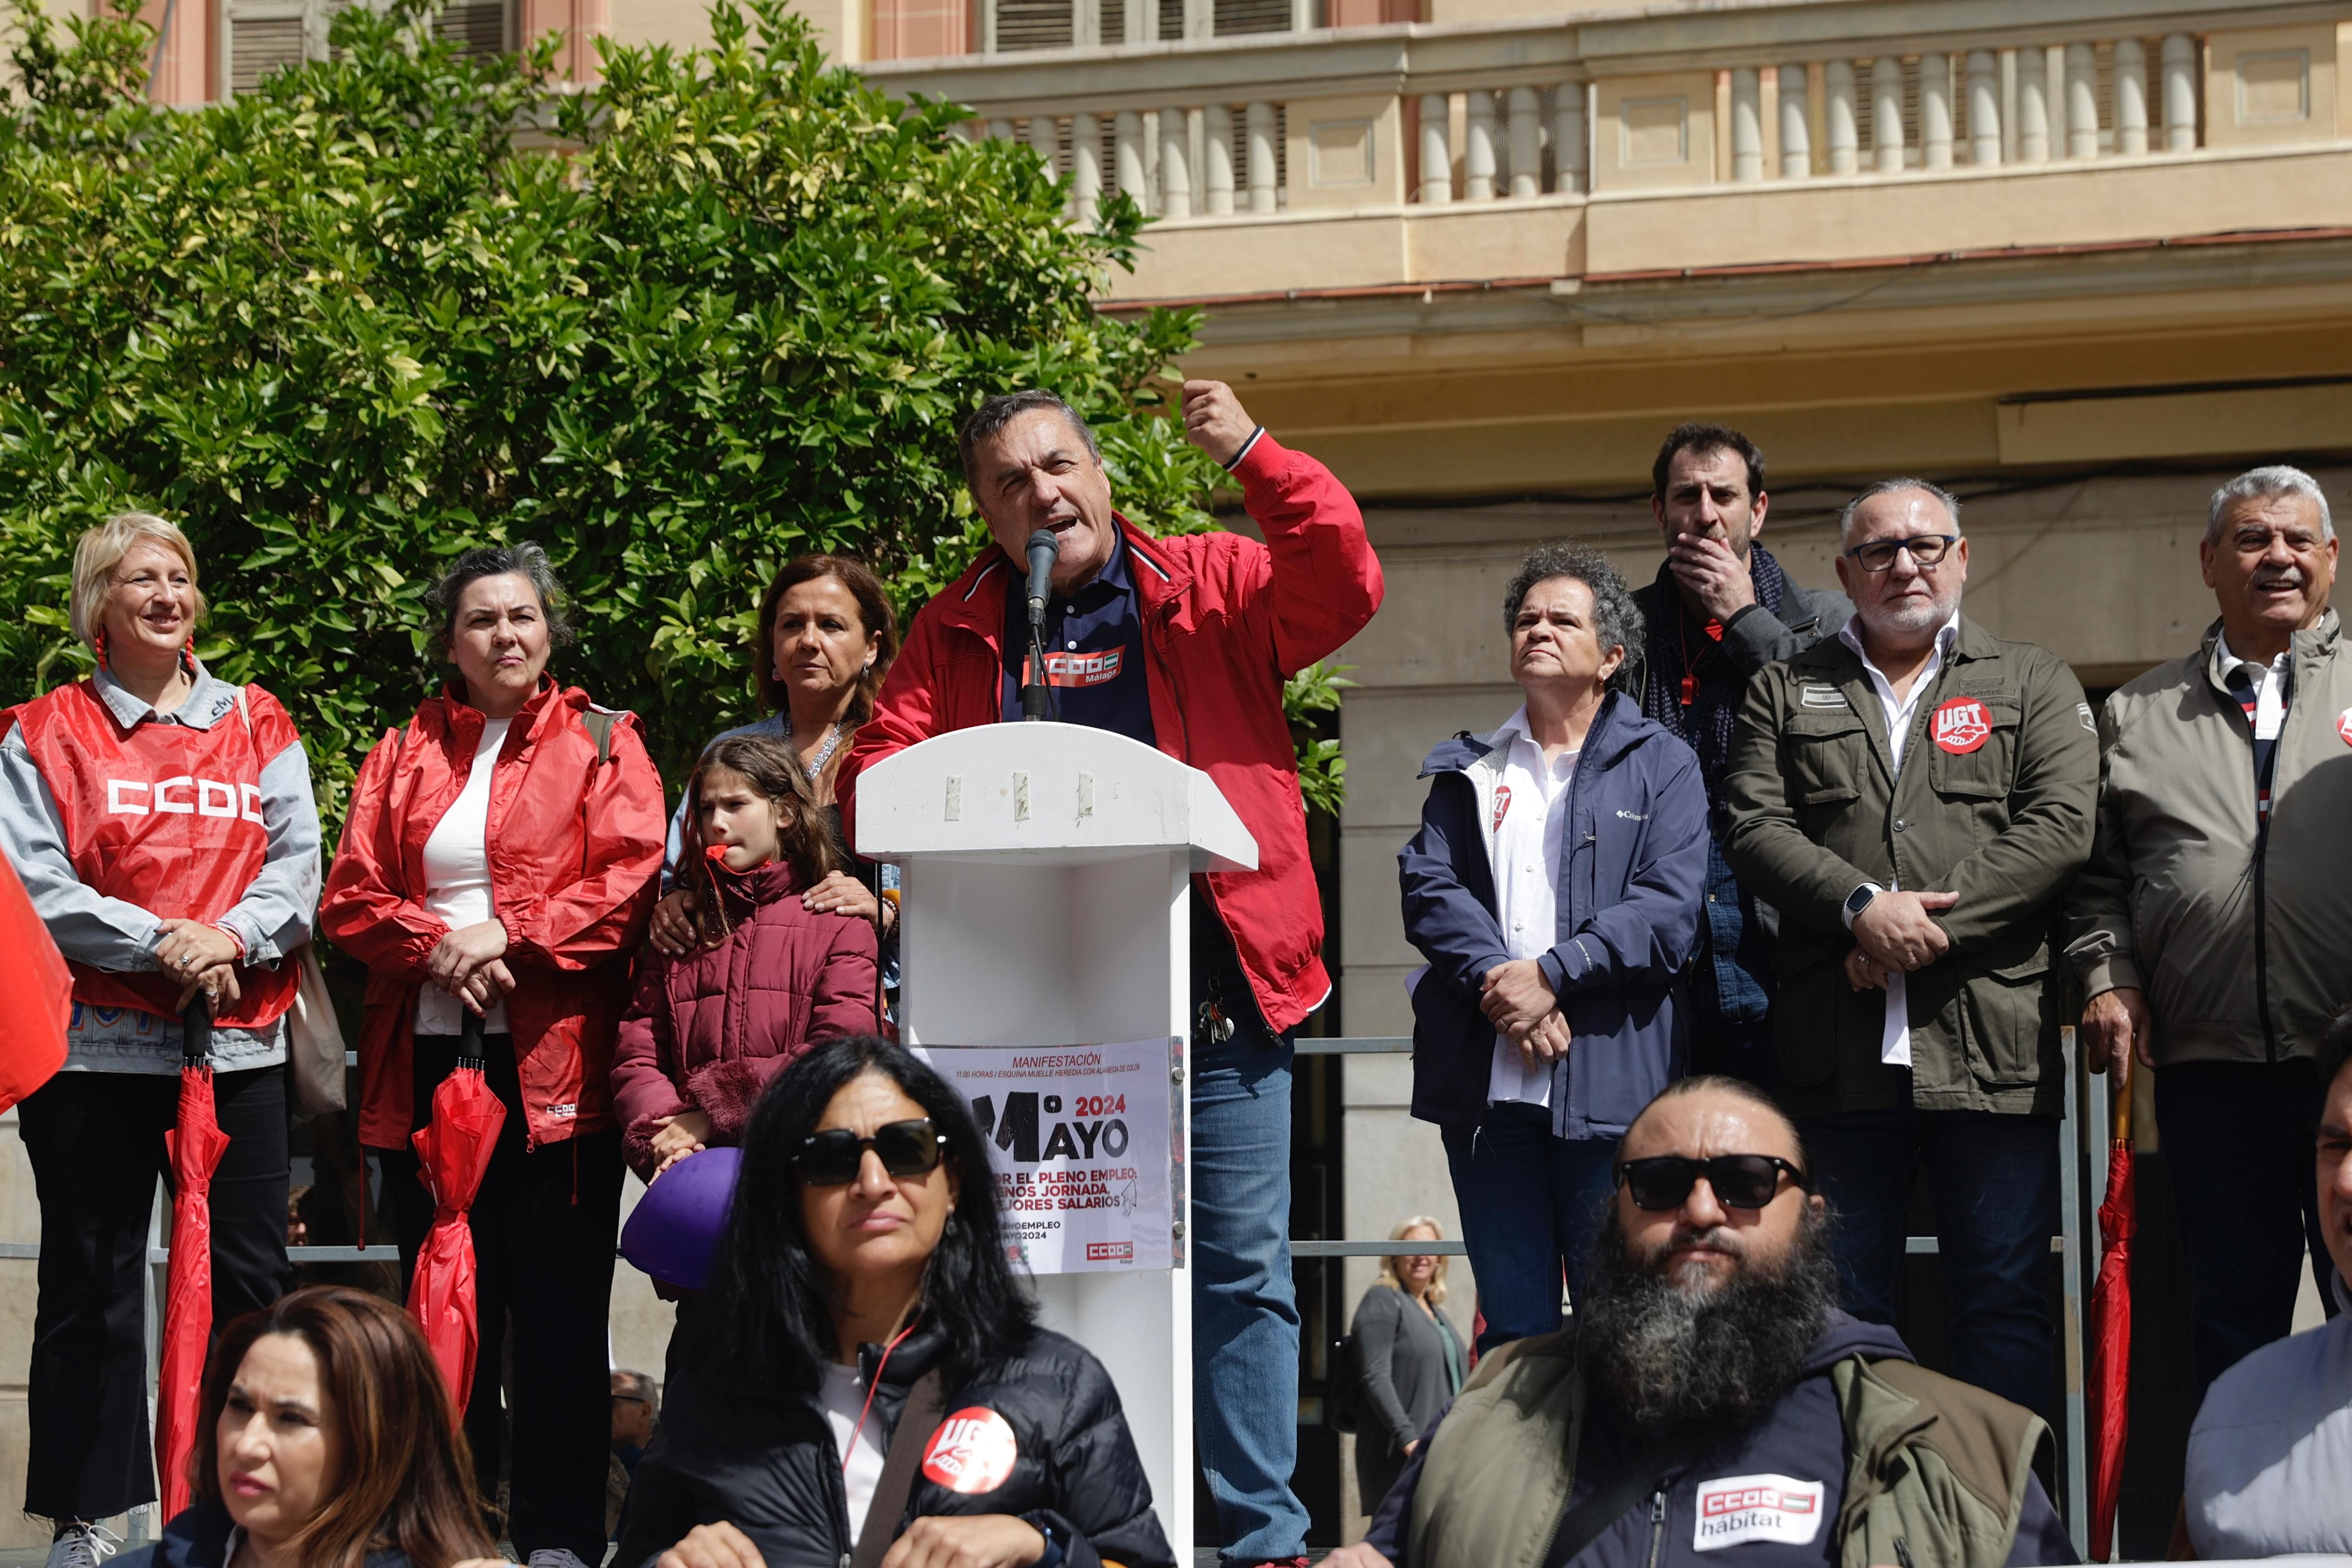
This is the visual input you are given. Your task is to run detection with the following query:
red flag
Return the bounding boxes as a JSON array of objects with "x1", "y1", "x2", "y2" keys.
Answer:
[
  {"x1": 407, "y1": 1025, "x2": 506, "y2": 1413},
  {"x1": 154, "y1": 1011, "x2": 232, "y2": 1519},
  {"x1": 2088, "y1": 1064, "x2": 2137, "y2": 1562},
  {"x1": 0, "y1": 847, "x2": 69, "y2": 1112}
]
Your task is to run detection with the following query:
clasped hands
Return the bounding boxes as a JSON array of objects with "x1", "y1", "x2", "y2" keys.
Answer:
[
  {"x1": 155, "y1": 919, "x2": 244, "y2": 1012},
  {"x1": 1841, "y1": 888, "x2": 1959, "y2": 992},
  {"x1": 1482, "y1": 958, "x2": 1572, "y2": 1069},
  {"x1": 425, "y1": 918, "x2": 515, "y2": 1016},
  {"x1": 656, "y1": 1515, "x2": 1049, "y2": 1568}
]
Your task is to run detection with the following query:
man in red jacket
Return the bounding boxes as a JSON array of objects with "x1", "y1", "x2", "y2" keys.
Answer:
[{"x1": 841, "y1": 380, "x2": 1382, "y2": 1568}]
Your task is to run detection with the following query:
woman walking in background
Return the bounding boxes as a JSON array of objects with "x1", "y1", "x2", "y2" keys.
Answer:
[
  {"x1": 613, "y1": 733, "x2": 880, "y2": 1184},
  {"x1": 650, "y1": 555, "x2": 902, "y2": 957},
  {"x1": 321, "y1": 543, "x2": 665, "y2": 1568},
  {"x1": 119, "y1": 1286, "x2": 501, "y2": 1568},
  {"x1": 1350, "y1": 1218, "x2": 1465, "y2": 1515},
  {"x1": 0, "y1": 514, "x2": 320, "y2": 1568}
]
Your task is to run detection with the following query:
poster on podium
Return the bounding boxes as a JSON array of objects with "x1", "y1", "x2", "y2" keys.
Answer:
[{"x1": 918, "y1": 1038, "x2": 1183, "y2": 1275}]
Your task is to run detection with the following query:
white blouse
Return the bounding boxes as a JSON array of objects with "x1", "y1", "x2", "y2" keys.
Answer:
[{"x1": 415, "y1": 718, "x2": 512, "y2": 1036}]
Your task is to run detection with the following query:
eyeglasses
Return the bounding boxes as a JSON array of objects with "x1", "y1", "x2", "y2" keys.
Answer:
[
  {"x1": 792, "y1": 1118, "x2": 949, "y2": 1187},
  {"x1": 1843, "y1": 534, "x2": 1959, "y2": 572},
  {"x1": 1616, "y1": 1154, "x2": 1810, "y2": 1211}
]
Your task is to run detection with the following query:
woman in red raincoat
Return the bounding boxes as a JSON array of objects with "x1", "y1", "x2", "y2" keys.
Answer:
[
  {"x1": 0, "y1": 514, "x2": 321, "y2": 1568},
  {"x1": 319, "y1": 543, "x2": 664, "y2": 1568}
]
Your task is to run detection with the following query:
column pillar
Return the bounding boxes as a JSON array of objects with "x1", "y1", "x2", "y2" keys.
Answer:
[
  {"x1": 1825, "y1": 60, "x2": 1858, "y2": 174},
  {"x1": 2161, "y1": 34, "x2": 2196, "y2": 151},
  {"x1": 1159, "y1": 105, "x2": 1193, "y2": 218},
  {"x1": 1418, "y1": 93, "x2": 1452, "y2": 201},
  {"x1": 1072, "y1": 111, "x2": 1103, "y2": 225},
  {"x1": 2018, "y1": 53, "x2": 2049, "y2": 162},
  {"x1": 2115, "y1": 37, "x2": 2147, "y2": 155},
  {"x1": 1552, "y1": 80, "x2": 1586, "y2": 192},
  {"x1": 1115, "y1": 109, "x2": 1149, "y2": 205},
  {"x1": 1966, "y1": 49, "x2": 2000, "y2": 165},
  {"x1": 1777, "y1": 64, "x2": 1810, "y2": 177},
  {"x1": 1464, "y1": 89, "x2": 1497, "y2": 198},
  {"x1": 1870, "y1": 55, "x2": 1903, "y2": 173},
  {"x1": 1729, "y1": 66, "x2": 1763, "y2": 181},
  {"x1": 1202, "y1": 105, "x2": 1235, "y2": 214},
  {"x1": 1245, "y1": 100, "x2": 1279, "y2": 212},
  {"x1": 2065, "y1": 41, "x2": 2098, "y2": 158},
  {"x1": 1919, "y1": 52, "x2": 1952, "y2": 168}
]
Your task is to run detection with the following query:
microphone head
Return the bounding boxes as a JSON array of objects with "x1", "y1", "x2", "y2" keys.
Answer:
[{"x1": 1027, "y1": 528, "x2": 1060, "y2": 568}]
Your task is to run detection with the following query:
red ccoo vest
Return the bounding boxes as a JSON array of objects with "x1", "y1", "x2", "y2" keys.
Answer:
[{"x1": 11, "y1": 678, "x2": 302, "y2": 1030}]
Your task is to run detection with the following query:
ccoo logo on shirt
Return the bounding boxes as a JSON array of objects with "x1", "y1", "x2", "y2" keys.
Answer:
[{"x1": 1692, "y1": 1473, "x2": 1826, "y2": 1551}]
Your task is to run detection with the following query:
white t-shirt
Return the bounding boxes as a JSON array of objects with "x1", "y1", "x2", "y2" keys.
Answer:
[
  {"x1": 415, "y1": 717, "x2": 513, "y2": 1036},
  {"x1": 822, "y1": 1360, "x2": 888, "y2": 1546},
  {"x1": 1837, "y1": 613, "x2": 1960, "y2": 1070},
  {"x1": 1483, "y1": 708, "x2": 1580, "y2": 1109}
]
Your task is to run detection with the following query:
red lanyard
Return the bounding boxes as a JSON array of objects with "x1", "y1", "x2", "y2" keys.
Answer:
[{"x1": 842, "y1": 1320, "x2": 918, "y2": 1472}]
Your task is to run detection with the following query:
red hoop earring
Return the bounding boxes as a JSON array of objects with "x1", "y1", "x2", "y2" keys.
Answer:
[
  {"x1": 182, "y1": 635, "x2": 197, "y2": 676},
  {"x1": 93, "y1": 627, "x2": 108, "y2": 669}
]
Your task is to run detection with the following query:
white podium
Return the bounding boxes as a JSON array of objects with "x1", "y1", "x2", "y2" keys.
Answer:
[{"x1": 857, "y1": 721, "x2": 1258, "y2": 1562}]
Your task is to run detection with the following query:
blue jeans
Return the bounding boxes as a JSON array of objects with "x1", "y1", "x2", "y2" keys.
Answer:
[
  {"x1": 2153, "y1": 1060, "x2": 2335, "y2": 1396},
  {"x1": 1440, "y1": 1101, "x2": 1620, "y2": 1355},
  {"x1": 1191, "y1": 1025, "x2": 1307, "y2": 1563},
  {"x1": 1797, "y1": 1106, "x2": 2058, "y2": 1416}
]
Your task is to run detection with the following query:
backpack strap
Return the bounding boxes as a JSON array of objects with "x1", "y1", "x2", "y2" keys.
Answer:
[{"x1": 850, "y1": 1369, "x2": 948, "y2": 1568}]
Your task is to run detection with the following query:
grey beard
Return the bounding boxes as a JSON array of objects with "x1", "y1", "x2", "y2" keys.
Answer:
[{"x1": 1579, "y1": 1206, "x2": 1840, "y2": 1435}]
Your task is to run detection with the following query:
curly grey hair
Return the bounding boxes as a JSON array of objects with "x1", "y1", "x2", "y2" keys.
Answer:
[
  {"x1": 424, "y1": 543, "x2": 577, "y2": 659},
  {"x1": 2207, "y1": 465, "x2": 2334, "y2": 545},
  {"x1": 1501, "y1": 544, "x2": 1643, "y2": 660}
]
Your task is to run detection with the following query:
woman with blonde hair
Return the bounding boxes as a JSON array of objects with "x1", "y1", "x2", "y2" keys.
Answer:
[
  {"x1": 1349, "y1": 1217, "x2": 1466, "y2": 1514},
  {"x1": 0, "y1": 513, "x2": 320, "y2": 1568},
  {"x1": 119, "y1": 1286, "x2": 501, "y2": 1568}
]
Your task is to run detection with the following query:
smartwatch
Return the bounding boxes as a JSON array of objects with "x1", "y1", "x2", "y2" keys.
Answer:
[{"x1": 1842, "y1": 882, "x2": 1884, "y2": 931}]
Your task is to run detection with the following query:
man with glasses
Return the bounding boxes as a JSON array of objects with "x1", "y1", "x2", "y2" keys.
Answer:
[
  {"x1": 2067, "y1": 464, "x2": 2348, "y2": 1400},
  {"x1": 1627, "y1": 424, "x2": 1850, "y2": 1089},
  {"x1": 1325, "y1": 1076, "x2": 2073, "y2": 1568},
  {"x1": 1720, "y1": 478, "x2": 2098, "y2": 1418}
]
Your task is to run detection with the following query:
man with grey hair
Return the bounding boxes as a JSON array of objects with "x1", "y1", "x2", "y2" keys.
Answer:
[
  {"x1": 2067, "y1": 462, "x2": 2347, "y2": 1399},
  {"x1": 1723, "y1": 478, "x2": 2097, "y2": 1417},
  {"x1": 1400, "y1": 543, "x2": 1707, "y2": 1351}
]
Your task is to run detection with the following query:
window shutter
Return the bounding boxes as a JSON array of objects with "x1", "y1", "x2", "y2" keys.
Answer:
[
  {"x1": 219, "y1": 0, "x2": 310, "y2": 93},
  {"x1": 434, "y1": 0, "x2": 508, "y2": 58}
]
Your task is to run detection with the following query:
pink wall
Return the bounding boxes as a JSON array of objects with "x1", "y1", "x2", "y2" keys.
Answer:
[
  {"x1": 870, "y1": 0, "x2": 968, "y2": 61},
  {"x1": 522, "y1": 0, "x2": 613, "y2": 81},
  {"x1": 126, "y1": 0, "x2": 212, "y2": 106}
]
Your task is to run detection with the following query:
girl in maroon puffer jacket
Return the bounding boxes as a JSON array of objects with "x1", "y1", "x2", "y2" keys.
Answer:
[{"x1": 614, "y1": 734, "x2": 880, "y2": 1181}]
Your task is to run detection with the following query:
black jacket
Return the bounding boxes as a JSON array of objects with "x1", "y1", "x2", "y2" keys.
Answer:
[
  {"x1": 118, "y1": 1501, "x2": 416, "y2": 1568},
  {"x1": 617, "y1": 1317, "x2": 1173, "y2": 1568}
]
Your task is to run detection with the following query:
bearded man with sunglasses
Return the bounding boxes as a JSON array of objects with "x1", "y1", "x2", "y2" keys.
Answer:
[
  {"x1": 1325, "y1": 1076, "x2": 2074, "y2": 1568},
  {"x1": 1720, "y1": 479, "x2": 2098, "y2": 1420}
]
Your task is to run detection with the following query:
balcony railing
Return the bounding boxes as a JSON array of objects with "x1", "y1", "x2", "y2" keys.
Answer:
[{"x1": 862, "y1": 0, "x2": 2352, "y2": 234}]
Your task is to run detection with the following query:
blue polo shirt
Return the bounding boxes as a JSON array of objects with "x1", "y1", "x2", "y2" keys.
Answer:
[{"x1": 1000, "y1": 528, "x2": 1156, "y2": 748}]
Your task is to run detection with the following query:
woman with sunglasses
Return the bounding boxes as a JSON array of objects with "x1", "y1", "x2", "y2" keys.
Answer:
[{"x1": 617, "y1": 1036, "x2": 1173, "y2": 1568}]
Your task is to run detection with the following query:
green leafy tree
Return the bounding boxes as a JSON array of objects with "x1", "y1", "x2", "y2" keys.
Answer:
[{"x1": 0, "y1": 0, "x2": 1344, "y2": 833}]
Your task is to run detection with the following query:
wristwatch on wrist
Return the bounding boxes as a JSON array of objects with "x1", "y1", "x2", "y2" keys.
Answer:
[
  {"x1": 1027, "y1": 1515, "x2": 1068, "y2": 1568},
  {"x1": 1842, "y1": 882, "x2": 1884, "y2": 932}
]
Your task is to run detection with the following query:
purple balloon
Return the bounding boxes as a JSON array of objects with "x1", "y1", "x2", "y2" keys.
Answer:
[{"x1": 621, "y1": 1145, "x2": 743, "y2": 1290}]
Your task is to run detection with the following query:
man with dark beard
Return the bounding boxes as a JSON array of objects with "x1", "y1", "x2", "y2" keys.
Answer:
[{"x1": 1327, "y1": 1078, "x2": 2074, "y2": 1568}]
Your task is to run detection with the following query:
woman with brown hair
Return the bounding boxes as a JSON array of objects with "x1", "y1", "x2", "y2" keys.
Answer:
[
  {"x1": 650, "y1": 555, "x2": 902, "y2": 957},
  {"x1": 121, "y1": 1285, "x2": 499, "y2": 1568}
]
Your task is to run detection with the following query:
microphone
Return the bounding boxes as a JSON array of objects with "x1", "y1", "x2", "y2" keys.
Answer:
[
  {"x1": 1023, "y1": 528, "x2": 1059, "y2": 722},
  {"x1": 1026, "y1": 529, "x2": 1059, "y2": 629}
]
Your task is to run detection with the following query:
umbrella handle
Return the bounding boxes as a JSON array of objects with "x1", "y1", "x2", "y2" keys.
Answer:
[
  {"x1": 459, "y1": 1011, "x2": 485, "y2": 1073},
  {"x1": 2110, "y1": 1051, "x2": 2133, "y2": 1146},
  {"x1": 181, "y1": 999, "x2": 212, "y2": 1070}
]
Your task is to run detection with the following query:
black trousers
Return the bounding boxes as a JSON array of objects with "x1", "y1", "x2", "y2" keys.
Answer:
[
  {"x1": 381, "y1": 1035, "x2": 622, "y2": 1564},
  {"x1": 19, "y1": 1066, "x2": 291, "y2": 1522}
]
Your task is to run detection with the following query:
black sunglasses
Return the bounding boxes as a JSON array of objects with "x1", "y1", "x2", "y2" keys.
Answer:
[
  {"x1": 792, "y1": 1118, "x2": 949, "y2": 1187},
  {"x1": 1616, "y1": 1154, "x2": 1810, "y2": 1211}
]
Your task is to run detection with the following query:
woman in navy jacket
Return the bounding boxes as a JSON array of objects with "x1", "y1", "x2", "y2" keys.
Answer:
[{"x1": 1398, "y1": 544, "x2": 1708, "y2": 1351}]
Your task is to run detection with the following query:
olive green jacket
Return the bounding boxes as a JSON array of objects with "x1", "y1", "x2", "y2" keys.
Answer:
[
  {"x1": 1405, "y1": 1328, "x2": 2051, "y2": 1568},
  {"x1": 1721, "y1": 617, "x2": 2098, "y2": 1116}
]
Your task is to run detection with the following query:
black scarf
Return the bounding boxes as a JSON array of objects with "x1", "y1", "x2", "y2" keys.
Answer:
[{"x1": 1639, "y1": 543, "x2": 1791, "y2": 802}]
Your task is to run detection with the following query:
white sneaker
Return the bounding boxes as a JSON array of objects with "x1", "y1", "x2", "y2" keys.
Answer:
[{"x1": 46, "y1": 1523, "x2": 122, "y2": 1568}]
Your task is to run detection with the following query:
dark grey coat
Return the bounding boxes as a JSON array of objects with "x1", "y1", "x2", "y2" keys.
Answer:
[{"x1": 1352, "y1": 1283, "x2": 1465, "y2": 1509}]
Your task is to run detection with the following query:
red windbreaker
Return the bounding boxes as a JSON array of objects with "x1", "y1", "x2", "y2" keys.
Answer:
[
  {"x1": 322, "y1": 681, "x2": 666, "y2": 1149},
  {"x1": 840, "y1": 434, "x2": 1382, "y2": 1035},
  {"x1": 10, "y1": 678, "x2": 302, "y2": 1029}
]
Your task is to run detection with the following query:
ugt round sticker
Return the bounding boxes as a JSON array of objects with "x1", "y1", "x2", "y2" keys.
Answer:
[
  {"x1": 921, "y1": 1406, "x2": 1019, "y2": 1494},
  {"x1": 2338, "y1": 707, "x2": 2352, "y2": 748},
  {"x1": 1931, "y1": 697, "x2": 1993, "y2": 755}
]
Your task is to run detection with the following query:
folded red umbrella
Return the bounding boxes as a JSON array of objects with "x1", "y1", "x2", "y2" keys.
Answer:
[
  {"x1": 407, "y1": 1016, "x2": 506, "y2": 1414},
  {"x1": 2088, "y1": 1060, "x2": 2137, "y2": 1562},
  {"x1": 0, "y1": 847, "x2": 69, "y2": 1113},
  {"x1": 155, "y1": 1004, "x2": 231, "y2": 1519}
]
